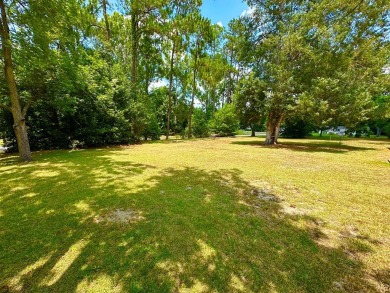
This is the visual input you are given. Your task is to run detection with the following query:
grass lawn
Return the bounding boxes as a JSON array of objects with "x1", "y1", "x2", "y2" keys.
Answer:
[{"x1": 0, "y1": 137, "x2": 389, "y2": 292}]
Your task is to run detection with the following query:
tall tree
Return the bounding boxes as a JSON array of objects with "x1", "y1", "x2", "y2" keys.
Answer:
[
  {"x1": 123, "y1": 0, "x2": 167, "y2": 90},
  {"x1": 187, "y1": 13, "x2": 212, "y2": 138},
  {"x1": 222, "y1": 18, "x2": 253, "y2": 107},
  {"x1": 0, "y1": 0, "x2": 31, "y2": 161},
  {"x1": 162, "y1": 0, "x2": 201, "y2": 139},
  {"x1": 244, "y1": 0, "x2": 389, "y2": 144}
]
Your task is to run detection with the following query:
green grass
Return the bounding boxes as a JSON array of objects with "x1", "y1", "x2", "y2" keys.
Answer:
[{"x1": 0, "y1": 137, "x2": 389, "y2": 292}]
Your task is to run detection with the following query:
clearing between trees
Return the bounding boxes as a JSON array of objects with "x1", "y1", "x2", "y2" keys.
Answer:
[{"x1": 0, "y1": 137, "x2": 389, "y2": 292}]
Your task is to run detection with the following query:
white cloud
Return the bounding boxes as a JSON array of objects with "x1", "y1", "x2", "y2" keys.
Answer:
[
  {"x1": 240, "y1": 6, "x2": 255, "y2": 18},
  {"x1": 216, "y1": 21, "x2": 223, "y2": 27}
]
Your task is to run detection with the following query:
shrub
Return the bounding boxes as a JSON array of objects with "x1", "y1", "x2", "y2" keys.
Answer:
[
  {"x1": 142, "y1": 115, "x2": 161, "y2": 140},
  {"x1": 210, "y1": 104, "x2": 240, "y2": 136},
  {"x1": 191, "y1": 108, "x2": 210, "y2": 138}
]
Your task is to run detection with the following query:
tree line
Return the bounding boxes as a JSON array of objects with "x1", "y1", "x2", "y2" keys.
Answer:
[{"x1": 0, "y1": 0, "x2": 389, "y2": 161}]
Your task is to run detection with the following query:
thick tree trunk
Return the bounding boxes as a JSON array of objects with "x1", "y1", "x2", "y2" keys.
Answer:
[
  {"x1": 0, "y1": 0, "x2": 32, "y2": 161},
  {"x1": 264, "y1": 111, "x2": 284, "y2": 145},
  {"x1": 13, "y1": 114, "x2": 31, "y2": 160}
]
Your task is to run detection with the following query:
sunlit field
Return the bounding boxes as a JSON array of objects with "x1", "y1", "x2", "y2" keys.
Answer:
[{"x1": 0, "y1": 137, "x2": 389, "y2": 292}]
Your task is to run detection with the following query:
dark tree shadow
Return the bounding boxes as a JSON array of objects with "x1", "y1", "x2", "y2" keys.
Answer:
[
  {"x1": 0, "y1": 150, "x2": 385, "y2": 292},
  {"x1": 231, "y1": 140, "x2": 376, "y2": 153}
]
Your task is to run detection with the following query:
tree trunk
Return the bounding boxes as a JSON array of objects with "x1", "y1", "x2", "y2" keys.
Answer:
[
  {"x1": 250, "y1": 124, "x2": 255, "y2": 137},
  {"x1": 0, "y1": 0, "x2": 32, "y2": 161},
  {"x1": 264, "y1": 111, "x2": 284, "y2": 145},
  {"x1": 131, "y1": 11, "x2": 138, "y2": 87},
  {"x1": 173, "y1": 76, "x2": 178, "y2": 137},
  {"x1": 166, "y1": 37, "x2": 176, "y2": 140},
  {"x1": 226, "y1": 49, "x2": 233, "y2": 103},
  {"x1": 212, "y1": 89, "x2": 216, "y2": 113},
  {"x1": 129, "y1": 8, "x2": 139, "y2": 138},
  {"x1": 102, "y1": 0, "x2": 111, "y2": 41},
  {"x1": 376, "y1": 126, "x2": 382, "y2": 137},
  {"x1": 188, "y1": 41, "x2": 199, "y2": 138}
]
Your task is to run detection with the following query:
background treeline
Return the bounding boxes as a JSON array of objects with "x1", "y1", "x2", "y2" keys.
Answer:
[{"x1": 0, "y1": 0, "x2": 389, "y2": 160}]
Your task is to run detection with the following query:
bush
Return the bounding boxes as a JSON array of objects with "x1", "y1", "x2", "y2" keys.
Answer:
[
  {"x1": 210, "y1": 104, "x2": 240, "y2": 136},
  {"x1": 191, "y1": 108, "x2": 210, "y2": 138},
  {"x1": 142, "y1": 115, "x2": 161, "y2": 140}
]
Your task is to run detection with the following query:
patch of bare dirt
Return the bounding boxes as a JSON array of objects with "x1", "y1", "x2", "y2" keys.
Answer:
[
  {"x1": 94, "y1": 209, "x2": 144, "y2": 224},
  {"x1": 281, "y1": 203, "x2": 310, "y2": 216}
]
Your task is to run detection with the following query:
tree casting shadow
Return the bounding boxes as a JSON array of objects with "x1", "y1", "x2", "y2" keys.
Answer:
[{"x1": 0, "y1": 151, "x2": 384, "y2": 292}]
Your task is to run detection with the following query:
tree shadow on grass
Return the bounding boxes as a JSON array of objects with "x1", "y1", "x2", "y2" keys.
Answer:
[
  {"x1": 359, "y1": 140, "x2": 390, "y2": 146},
  {"x1": 231, "y1": 140, "x2": 376, "y2": 154},
  {"x1": 0, "y1": 152, "x2": 385, "y2": 292}
]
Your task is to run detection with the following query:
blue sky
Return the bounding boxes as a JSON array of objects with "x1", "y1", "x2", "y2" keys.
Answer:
[
  {"x1": 201, "y1": 0, "x2": 249, "y2": 27},
  {"x1": 108, "y1": 1, "x2": 249, "y2": 27}
]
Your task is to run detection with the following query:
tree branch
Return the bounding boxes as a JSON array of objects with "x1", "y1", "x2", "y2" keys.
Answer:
[
  {"x1": 344, "y1": 0, "x2": 364, "y2": 19},
  {"x1": 22, "y1": 96, "x2": 37, "y2": 116}
]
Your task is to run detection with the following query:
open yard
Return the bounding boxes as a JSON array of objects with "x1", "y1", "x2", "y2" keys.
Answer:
[{"x1": 0, "y1": 137, "x2": 389, "y2": 292}]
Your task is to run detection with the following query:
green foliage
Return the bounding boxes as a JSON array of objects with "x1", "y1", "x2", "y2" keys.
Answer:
[
  {"x1": 368, "y1": 95, "x2": 390, "y2": 136},
  {"x1": 347, "y1": 123, "x2": 372, "y2": 138},
  {"x1": 383, "y1": 122, "x2": 390, "y2": 138},
  {"x1": 281, "y1": 117, "x2": 314, "y2": 138},
  {"x1": 0, "y1": 0, "x2": 388, "y2": 152},
  {"x1": 234, "y1": 74, "x2": 266, "y2": 130},
  {"x1": 190, "y1": 108, "x2": 210, "y2": 138},
  {"x1": 243, "y1": 0, "x2": 389, "y2": 142},
  {"x1": 142, "y1": 114, "x2": 162, "y2": 140},
  {"x1": 174, "y1": 98, "x2": 190, "y2": 135},
  {"x1": 210, "y1": 104, "x2": 240, "y2": 136}
]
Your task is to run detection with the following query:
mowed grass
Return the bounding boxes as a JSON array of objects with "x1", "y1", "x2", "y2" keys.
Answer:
[{"x1": 0, "y1": 137, "x2": 389, "y2": 292}]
